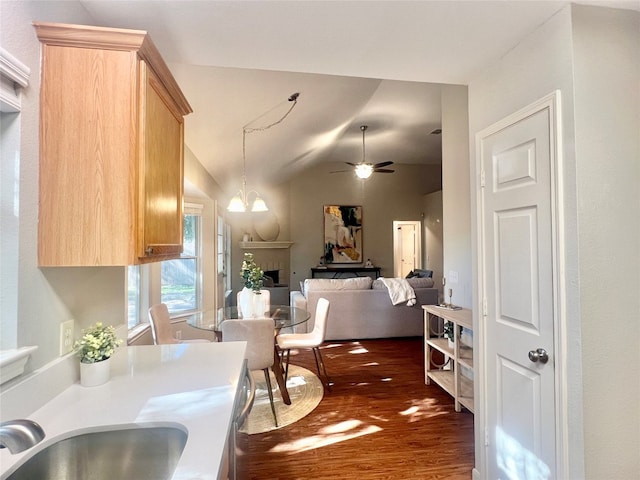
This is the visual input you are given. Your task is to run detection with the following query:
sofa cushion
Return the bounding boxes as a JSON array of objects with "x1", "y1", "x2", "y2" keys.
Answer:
[
  {"x1": 372, "y1": 277, "x2": 434, "y2": 290},
  {"x1": 302, "y1": 277, "x2": 372, "y2": 296},
  {"x1": 406, "y1": 269, "x2": 433, "y2": 278},
  {"x1": 407, "y1": 277, "x2": 434, "y2": 288}
]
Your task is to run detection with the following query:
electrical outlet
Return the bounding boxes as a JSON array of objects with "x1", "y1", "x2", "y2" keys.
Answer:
[
  {"x1": 175, "y1": 330, "x2": 182, "y2": 340},
  {"x1": 60, "y1": 319, "x2": 75, "y2": 356}
]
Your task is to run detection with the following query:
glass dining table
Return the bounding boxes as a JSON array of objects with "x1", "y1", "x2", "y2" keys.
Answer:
[{"x1": 187, "y1": 305, "x2": 310, "y2": 405}]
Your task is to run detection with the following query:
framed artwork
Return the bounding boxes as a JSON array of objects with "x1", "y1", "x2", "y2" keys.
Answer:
[{"x1": 323, "y1": 205, "x2": 363, "y2": 264}]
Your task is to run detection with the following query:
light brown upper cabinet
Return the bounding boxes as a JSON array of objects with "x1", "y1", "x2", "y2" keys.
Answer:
[{"x1": 35, "y1": 22, "x2": 192, "y2": 266}]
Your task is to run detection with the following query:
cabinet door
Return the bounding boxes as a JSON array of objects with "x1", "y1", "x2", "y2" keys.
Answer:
[
  {"x1": 139, "y1": 65, "x2": 184, "y2": 259},
  {"x1": 38, "y1": 45, "x2": 137, "y2": 266}
]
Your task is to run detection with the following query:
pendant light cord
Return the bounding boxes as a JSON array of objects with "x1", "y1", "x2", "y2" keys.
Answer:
[
  {"x1": 244, "y1": 92, "x2": 299, "y2": 134},
  {"x1": 242, "y1": 92, "x2": 300, "y2": 177},
  {"x1": 232, "y1": 92, "x2": 300, "y2": 212}
]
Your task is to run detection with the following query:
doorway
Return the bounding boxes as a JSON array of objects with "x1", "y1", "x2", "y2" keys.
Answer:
[{"x1": 393, "y1": 221, "x2": 422, "y2": 277}]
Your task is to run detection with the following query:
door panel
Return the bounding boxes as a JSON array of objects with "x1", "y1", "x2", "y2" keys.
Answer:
[
  {"x1": 480, "y1": 101, "x2": 557, "y2": 479},
  {"x1": 496, "y1": 208, "x2": 539, "y2": 330}
]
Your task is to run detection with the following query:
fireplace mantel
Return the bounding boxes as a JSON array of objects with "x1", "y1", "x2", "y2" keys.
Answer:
[{"x1": 239, "y1": 241, "x2": 293, "y2": 249}]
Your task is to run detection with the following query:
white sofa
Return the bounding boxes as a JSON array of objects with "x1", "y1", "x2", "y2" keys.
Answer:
[{"x1": 290, "y1": 277, "x2": 439, "y2": 340}]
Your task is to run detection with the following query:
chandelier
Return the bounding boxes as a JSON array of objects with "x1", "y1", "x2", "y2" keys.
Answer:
[{"x1": 227, "y1": 92, "x2": 300, "y2": 212}]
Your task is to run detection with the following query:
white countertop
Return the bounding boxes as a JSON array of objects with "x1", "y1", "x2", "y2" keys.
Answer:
[{"x1": 0, "y1": 342, "x2": 247, "y2": 479}]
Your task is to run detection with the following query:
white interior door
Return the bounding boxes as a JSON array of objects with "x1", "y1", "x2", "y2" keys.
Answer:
[
  {"x1": 478, "y1": 94, "x2": 560, "y2": 479},
  {"x1": 393, "y1": 221, "x2": 421, "y2": 277}
]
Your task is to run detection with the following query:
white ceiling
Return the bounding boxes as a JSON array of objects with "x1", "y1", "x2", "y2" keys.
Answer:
[{"x1": 36, "y1": 0, "x2": 639, "y2": 193}]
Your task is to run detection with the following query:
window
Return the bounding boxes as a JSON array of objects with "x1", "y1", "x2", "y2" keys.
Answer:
[
  {"x1": 162, "y1": 212, "x2": 201, "y2": 314},
  {"x1": 127, "y1": 204, "x2": 203, "y2": 329},
  {"x1": 217, "y1": 215, "x2": 225, "y2": 274},
  {"x1": 1, "y1": 48, "x2": 30, "y2": 350},
  {"x1": 127, "y1": 266, "x2": 140, "y2": 329}
]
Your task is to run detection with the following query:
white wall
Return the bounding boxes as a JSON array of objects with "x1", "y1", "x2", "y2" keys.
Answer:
[
  {"x1": 468, "y1": 6, "x2": 581, "y2": 477},
  {"x1": 0, "y1": 0, "x2": 125, "y2": 374},
  {"x1": 422, "y1": 190, "x2": 444, "y2": 300},
  {"x1": 571, "y1": 5, "x2": 640, "y2": 478},
  {"x1": 0, "y1": 2, "x2": 223, "y2": 375},
  {"x1": 469, "y1": 4, "x2": 640, "y2": 478},
  {"x1": 441, "y1": 85, "x2": 471, "y2": 308}
]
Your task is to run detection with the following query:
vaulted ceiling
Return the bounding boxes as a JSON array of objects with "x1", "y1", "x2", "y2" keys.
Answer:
[{"x1": 32, "y1": 0, "x2": 639, "y2": 194}]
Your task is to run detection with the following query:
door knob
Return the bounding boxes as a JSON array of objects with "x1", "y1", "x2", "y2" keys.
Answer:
[{"x1": 528, "y1": 348, "x2": 549, "y2": 364}]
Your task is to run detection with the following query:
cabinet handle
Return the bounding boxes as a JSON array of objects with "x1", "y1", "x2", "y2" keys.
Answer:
[{"x1": 145, "y1": 246, "x2": 154, "y2": 255}]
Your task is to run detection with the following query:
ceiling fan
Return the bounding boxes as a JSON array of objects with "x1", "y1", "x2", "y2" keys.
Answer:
[{"x1": 331, "y1": 125, "x2": 395, "y2": 179}]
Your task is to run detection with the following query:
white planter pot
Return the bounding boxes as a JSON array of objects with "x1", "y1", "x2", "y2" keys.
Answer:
[
  {"x1": 253, "y1": 292, "x2": 268, "y2": 317},
  {"x1": 238, "y1": 287, "x2": 270, "y2": 318},
  {"x1": 80, "y1": 357, "x2": 111, "y2": 387},
  {"x1": 239, "y1": 287, "x2": 257, "y2": 318}
]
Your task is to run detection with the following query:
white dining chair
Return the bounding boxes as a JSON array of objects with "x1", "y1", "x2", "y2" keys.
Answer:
[
  {"x1": 148, "y1": 304, "x2": 211, "y2": 345},
  {"x1": 276, "y1": 297, "x2": 331, "y2": 391},
  {"x1": 221, "y1": 318, "x2": 278, "y2": 427}
]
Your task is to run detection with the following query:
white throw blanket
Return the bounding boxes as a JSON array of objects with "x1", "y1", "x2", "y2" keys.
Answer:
[{"x1": 379, "y1": 277, "x2": 416, "y2": 306}]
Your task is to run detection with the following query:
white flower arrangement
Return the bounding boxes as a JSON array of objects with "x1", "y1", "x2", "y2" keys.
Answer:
[
  {"x1": 73, "y1": 322, "x2": 123, "y2": 364},
  {"x1": 240, "y1": 252, "x2": 264, "y2": 292}
]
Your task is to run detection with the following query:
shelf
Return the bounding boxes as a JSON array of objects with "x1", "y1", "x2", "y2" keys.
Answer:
[
  {"x1": 459, "y1": 396, "x2": 475, "y2": 413},
  {"x1": 458, "y1": 346, "x2": 474, "y2": 369},
  {"x1": 459, "y1": 376, "x2": 475, "y2": 413},
  {"x1": 426, "y1": 338, "x2": 453, "y2": 357},
  {"x1": 423, "y1": 306, "x2": 474, "y2": 414},
  {"x1": 424, "y1": 305, "x2": 472, "y2": 329},
  {"x1": 239, "y1": 241, "x2": 293, "y2": 249},
  {"x1": 427, "y1": 369, "x2": 454, "y2": 393},
  {"x1": 0, "y1": 346, "x2": 38, "y2": 384}
]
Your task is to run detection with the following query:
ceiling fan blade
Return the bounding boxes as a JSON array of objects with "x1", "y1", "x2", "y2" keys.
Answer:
[
  {"x1": 373, "y1": 161, "x2": 394, "y2": 168},
  {"x1": 330, "y1": 170, "x2": 350, "y2": 174},
  {"x1": 344, "y1": 162, "x2": 358, "y2": 167},
  {"x1": 374, "y1": 169, "x2": 395, "y2": 173}
]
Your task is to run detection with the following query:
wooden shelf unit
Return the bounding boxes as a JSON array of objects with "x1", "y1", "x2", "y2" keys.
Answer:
[{"x1": 423, "y1": 305, "x2": 474, "y2": 413}]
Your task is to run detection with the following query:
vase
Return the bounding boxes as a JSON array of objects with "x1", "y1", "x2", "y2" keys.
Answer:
[
  {"x1": 253, "y1": 290, "x2": 270, "y2": 318},
  {"x1": 239, "y1": 287, "x2": 257, "y2": 318},
  {"x1": 80, "y1": 357, "x2": 111, "y2": 387},
  {"x1": 238, "y1": 288, "x2": 271, "y2": 318}
]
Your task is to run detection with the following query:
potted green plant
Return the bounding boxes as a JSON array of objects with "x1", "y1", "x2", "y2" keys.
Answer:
[
  {"x1": 74, "y1": 322, "x2": 122, "y2": 387},
  {"x1": 241, "y1": 252, "x2": 264, "y2": 292},
  {"x1": 443, "y1": 321, "x2": 462, "y2": 349}
]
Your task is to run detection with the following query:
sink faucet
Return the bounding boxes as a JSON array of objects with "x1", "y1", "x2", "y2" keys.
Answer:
[{"x1": 0, "y1": 419, "x2": 45, "y2": 454}]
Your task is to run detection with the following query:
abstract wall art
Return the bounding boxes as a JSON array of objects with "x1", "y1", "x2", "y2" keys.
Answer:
[{"x1": 323, "y1": 205, "x2": 363, "y2": 264}]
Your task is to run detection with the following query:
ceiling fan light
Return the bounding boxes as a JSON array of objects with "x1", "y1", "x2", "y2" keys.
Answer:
[
  {"x1": 227, "y1": 193, "x2": 246, "y2": 212},
  {"x1": 251, "y1": 195, "x2": 269, "y2": 212},
  {"x1": 355, "y1": 163, "x2": 374, "y2": 179}
]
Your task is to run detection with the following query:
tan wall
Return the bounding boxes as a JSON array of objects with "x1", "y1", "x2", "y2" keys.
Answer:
[{"x1": 288, "y1": 161, "x2": 442, "y2": 290}]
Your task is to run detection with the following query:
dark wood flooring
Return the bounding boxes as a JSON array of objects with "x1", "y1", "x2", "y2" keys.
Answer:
[{"x1": 237, "y1": 337, "x2": 475, "y2": 479}]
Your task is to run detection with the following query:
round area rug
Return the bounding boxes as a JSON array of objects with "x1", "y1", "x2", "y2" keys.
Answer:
[{"x1": 240, "y1": 365, "x2": 324, "y2": 435}]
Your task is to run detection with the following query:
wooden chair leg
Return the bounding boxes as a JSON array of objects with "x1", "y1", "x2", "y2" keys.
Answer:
[
  {"x1": 283, "y1": 349, "x2": 291, "y2": 382},
  {"x1": 312, "y1": 347, "x2": 331, "y2": 391},
  {"x1": 263, "y1": 368, "x2": 278, "y2": 427}
]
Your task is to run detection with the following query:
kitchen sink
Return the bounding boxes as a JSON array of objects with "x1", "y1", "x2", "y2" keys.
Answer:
[{"x1": 3, "y1": 425, "x2": 187, "y2": 480}]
